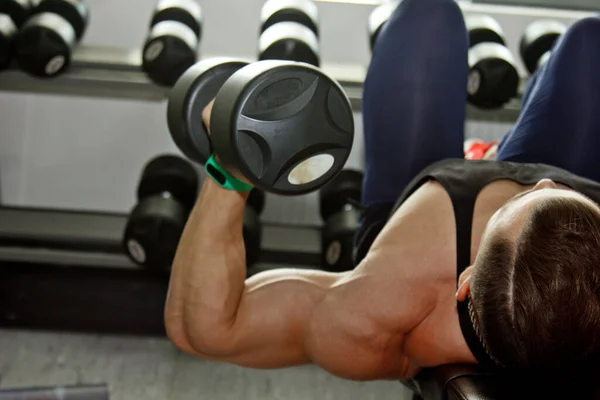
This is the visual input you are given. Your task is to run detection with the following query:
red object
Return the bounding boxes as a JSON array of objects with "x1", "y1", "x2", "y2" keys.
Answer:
[{"x1": 465, "y1": 140, "x2": 497, "y2": 160}]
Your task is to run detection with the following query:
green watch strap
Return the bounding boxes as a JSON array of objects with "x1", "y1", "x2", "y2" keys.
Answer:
[{"x1": 205, "y1": 154, "x2": 254, "y2": 192}]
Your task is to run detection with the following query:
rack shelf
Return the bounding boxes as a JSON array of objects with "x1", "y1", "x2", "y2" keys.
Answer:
[
  {"x1": 0, "y1": 45, "x2": 522, "y2": 122},
  {"x1": 0, "y1": 2, "x2": 595, "y2": 123}
]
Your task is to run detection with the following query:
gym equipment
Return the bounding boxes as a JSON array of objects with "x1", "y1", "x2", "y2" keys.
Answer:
[
  {"x1": 0, "y1": 1, "x2": 32, "y2": 71},
  {"x1": 0, "y1": 0, "x2": 32, "y2": 28},
  {"x1": 319, "y1": 169, "x2": 363, "y2": 272},
  {"x1": 244, "y1": 189, "x2": 265, "y2": 266},
  {"x1": 123, "y1": 154, "x2": 199, "y2": 273},
  {"x1": 14, "y1": 0, "x2": 89, "y2": 77},
  {"x1": 258, "y1": 0, "x2": 320, "y2": 66},
  {"x1": 142, "y1": 0, "x2": 203, "y2": 86},
  {"x1": 0, "y1": 14, "x2": 17, "y2": 70},
  {"x1": 367, "y1": 1, "x2": 398, "y2": 51},
  {"x1": 168, "y1": 58, "x2": 354, "y2": 196},
  {"x1": 520, "y1": 20, "x2": 567, "y2": 75},
  {"x1": 466, "y1": 15, "x2": 519, "y2": 109}
]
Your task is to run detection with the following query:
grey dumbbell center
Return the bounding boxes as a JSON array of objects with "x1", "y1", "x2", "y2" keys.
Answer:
[
  {"x1": 537, "y1": 50, "x2": 552, "y2": 70},
  {"x1": 0, "y1": 14, "x2": 17, "y2": 36},
  {"x1": 156, "y1": 0, "x2": 202, "y2": 23},
  {"x1": 146, "y1": 20, "x2": 198, "y2": 61},
  {"x1": 466, "y1": 15, "x2": 507, "y2": 45},
  {"x1": 260, "y1": 0, "x2": 319, "y2": 29},
  {"x1": 259, "y1": 21, "x2": 319, "y2": 56},
  {"x1": 326, "y1": 240, "x2": 342, "y2": 266},
  {"x1": 25, "y1": 12, "x2": 76, "y2": 48},
  {"x1": 368, "y1": 1, "x2": 398, "y2": 47},
  {"x1": 523, "y1": 20, "x2": 567, "y2": 48}
]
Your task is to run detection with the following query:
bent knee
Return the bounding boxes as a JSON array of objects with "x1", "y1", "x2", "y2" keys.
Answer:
[
  {"x1": 559, "y1": 16, "x2": 600, "y2": 52},
  {"x1": 390, "y1": 0, "x2": 465, "y2": 31}
]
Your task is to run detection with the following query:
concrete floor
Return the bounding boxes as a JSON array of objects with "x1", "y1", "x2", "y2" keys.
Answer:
[{"x1": 0, "y1": 329, "x2": 410, "y2": 400}]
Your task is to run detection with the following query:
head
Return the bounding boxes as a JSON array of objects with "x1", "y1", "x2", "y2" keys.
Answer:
[{"x1": 457, "y1": 179, "x2": 600, "y2": 371}]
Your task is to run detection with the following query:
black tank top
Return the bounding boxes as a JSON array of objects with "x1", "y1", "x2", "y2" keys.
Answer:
[{"x1": 390, "y1": 158, "x2": 600, "y2": 368}]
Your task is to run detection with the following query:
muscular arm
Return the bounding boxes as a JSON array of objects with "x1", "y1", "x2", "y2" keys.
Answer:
[
  {"x1": 165, "y1": 101, "x2": 428, "y2": 380},
  {"x1": 165, "y1": 179, "x2": 429, "y2": 379}
]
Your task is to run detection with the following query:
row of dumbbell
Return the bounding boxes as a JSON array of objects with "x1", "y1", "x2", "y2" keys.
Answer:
[
  {"x1": 123, "y1": 155, "x2": 363, "y2": 274},
  {"x1": 0, "y1": 0, "x2": 90, "y2": 76},
  {"x1": 0, "y1": 0, "x2": 321, "y2": 86},
  {"x1": 144, "y1": 0, "x2": 321, "y2": 86},
  {"x1": 369, "y1": 3, "x2": 568, "y2": 109}
]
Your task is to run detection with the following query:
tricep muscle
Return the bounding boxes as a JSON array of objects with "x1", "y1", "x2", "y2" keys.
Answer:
[{"x1": 171, "y1": 259, "x2": 422, "y2": 379}]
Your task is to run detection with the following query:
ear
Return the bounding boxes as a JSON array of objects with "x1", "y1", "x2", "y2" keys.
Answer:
[{"x1": 456, "y1": 265, "x2": 474, "y2": 302}]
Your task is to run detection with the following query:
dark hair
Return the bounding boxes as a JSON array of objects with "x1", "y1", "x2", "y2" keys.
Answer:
[{"x1": 470, "y1": 196, "x2": 600, "y2": 371}]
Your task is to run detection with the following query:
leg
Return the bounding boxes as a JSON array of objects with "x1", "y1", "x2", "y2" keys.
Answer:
[
  {"x1": 497, "y1": 17, "x2": 600, "y2": 182},
  {"x1": 495, "y1": 63, "x2": 542, "y2": 150},
  {"x1": 356, "y1": 0, "x2": 469, "y2": 263}
]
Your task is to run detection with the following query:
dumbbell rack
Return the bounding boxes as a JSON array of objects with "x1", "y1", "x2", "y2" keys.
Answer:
[
  {"x1": 0, "y1": 45, "x2": 521, "y2": 122},
  {"x1": 0, "y1": 1, "x2": 594, "y2": 123}
]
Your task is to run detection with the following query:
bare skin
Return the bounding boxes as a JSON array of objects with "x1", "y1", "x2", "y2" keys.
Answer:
[{"x1": 164, "y1": 104, "x2": 596, "y2": 380}]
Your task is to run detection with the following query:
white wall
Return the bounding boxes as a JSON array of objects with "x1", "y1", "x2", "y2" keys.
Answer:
[{"x1": 0, "y1": 0, "x2": 591, "y2": 225}]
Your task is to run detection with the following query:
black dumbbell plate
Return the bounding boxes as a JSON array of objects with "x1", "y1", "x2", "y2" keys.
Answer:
[
  {"x1": 211, "y1": 60, "x2": 354, "y2": 196},
  {"x1": 167, "y1": 58, "x2": 249, "y2": 164}
]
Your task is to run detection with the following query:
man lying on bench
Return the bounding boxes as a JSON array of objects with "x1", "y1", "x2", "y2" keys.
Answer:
[{"x1": 164, "y1": 0, "x2": 600, "y2": 381}]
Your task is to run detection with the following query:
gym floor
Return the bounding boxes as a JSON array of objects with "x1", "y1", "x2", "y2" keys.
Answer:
[{"x1": 0, "y1": 329, "x2": 409, "y2": 400}]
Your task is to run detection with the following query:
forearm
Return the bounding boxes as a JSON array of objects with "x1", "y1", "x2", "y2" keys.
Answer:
[{"x1": 165, "y1": 178, "x2": 250, "y2": 351}]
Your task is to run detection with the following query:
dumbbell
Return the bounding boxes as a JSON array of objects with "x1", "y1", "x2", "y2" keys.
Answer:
[
  {"x1": 142, "y1": 0, "x2": 202, "y2": 87},
  {"x1": 319, "y1": 169, "x2": 363, "y2": 272},
  {"x1": 0, "y1": 0, "x2": 32, "y2": 70},
  {"x1": 520, "y1": 20, "x2": 567, "y2": 75},
  {"x1": 465, "y1": 15, "x2": 519, "y2": 109},
  {"x1": 0, "y1": 14, "x2": 16, "y2": 70},
  {"x1": 244, "y1": 189, "x2": 265, "y2": 267},
  {"x1": 123, "y1": 154, "x2": 199, "y2": 273},
  {"x1": 167, "y1": 58, "x2": 354, "y2": 195},
  {"x1": 258, "y1": 0, "x2": 320, "y2": 66},
  {"x1": 14, "y1": 0, "x2": 89, "y2": 77},
  {"x1": 367, "y1": 1, "x2": 398, "y2": 52}
]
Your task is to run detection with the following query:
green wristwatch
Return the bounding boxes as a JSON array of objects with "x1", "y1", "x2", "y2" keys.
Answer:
[{"x1": 205, "y1": 154, "x2": 254, "y2": 192}]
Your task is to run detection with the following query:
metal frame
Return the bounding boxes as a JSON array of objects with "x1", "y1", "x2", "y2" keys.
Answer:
[
  {"x1": 0, "y1": 45, "x2": 522, "y2": 122},
  {"x1": 0, "y1": 206, "x2": 323, "y2": 269}
]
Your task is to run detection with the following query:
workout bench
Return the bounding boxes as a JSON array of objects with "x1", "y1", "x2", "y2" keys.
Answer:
[{"x1": 407, "y1": 364, "x2": 600, "y2": 399}]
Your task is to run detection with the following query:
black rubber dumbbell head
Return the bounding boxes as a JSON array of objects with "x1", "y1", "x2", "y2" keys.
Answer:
[
  {"x1": 243, "y1": 189, "x2": 265, "y2": 267},
  {"x1": 368, "y1": 1, "x2": 397, "y2": 51},
  {"x1": 467, "y1": 42, "x2": 519, "y2": 109},
  {"x1": 0, "y1": 0, "x2": 32, "y2": 27},
  {"x1": 320, "y1": 169, "x2": 363, "y2": 273},
  {"x1": 31, "y1": 0, "x2": 90, "y2": 41},
  {"x1": 321, "y1": 209, "x2": 359, "y2": 272},
  {"x1": 137, "y1": 154, "x2": 199, "y2": 212},
  {"x1": 319, "y1": 169, "x2": 363, "y2": 222},
  {"x1": 259, "y1": 21, "x2": 319, "y2": 66},
  {"x1": 124, "y1": 195, "x2": 189, "y2": 272},
  {"x1": 142, "y1": 20, "x2": 200, "y2": 87},
  {"x1": 465, "y1": 15, "x2": 506, "y2": 47},
  {"x1": 151, "y1": 0, "x2": 202, "y2": 38},
  {"x1": 14, "y1": 12, "x2": 75, "y2": 77},
  {"x1": 0, "y1": 14, "x2": 17, "y2": 70},
  {"x1": 520, "y1": 20, "x2": 566, "y2": 75},
  {"x1": 210, "y1": 60, "x2": 354, "y2": 196},
  {"x1": 124, "y1": 154, "x2": 199, "y2": 272},
  {"x1": 167, "y1": 58, "x2": 250, "y2": 164},
  {"x1": 260, "y1": 0, "x2": 319, "y2": 36}
]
